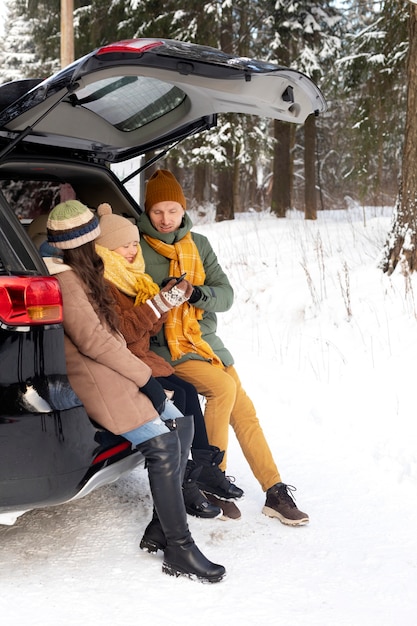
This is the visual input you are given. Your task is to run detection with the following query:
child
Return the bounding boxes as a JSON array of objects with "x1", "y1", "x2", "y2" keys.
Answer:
[{"x1": 94, "y1": 202, "x2": 242, "y2": 523}]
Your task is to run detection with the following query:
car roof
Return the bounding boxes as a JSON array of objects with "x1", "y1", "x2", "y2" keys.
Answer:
[{"x1": 0, "y1": 38, "x2": 326, "y2": 164}]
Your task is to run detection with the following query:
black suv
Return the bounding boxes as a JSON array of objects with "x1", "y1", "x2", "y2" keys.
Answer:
[{"x1": 0, "y1": 38, "x2": 326, "y2": 525}]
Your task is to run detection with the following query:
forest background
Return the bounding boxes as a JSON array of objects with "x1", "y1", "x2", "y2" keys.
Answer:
[{"x1": 0, "y1": 1, "x2": 409, "y2": 223}]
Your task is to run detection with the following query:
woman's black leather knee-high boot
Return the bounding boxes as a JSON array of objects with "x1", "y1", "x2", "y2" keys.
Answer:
[
  {"x1": 140, "y1": 414, "x2": 194, "y2": 553},
  {"x1": 137, "y1": 428, "x2": 225, "y2": 583}
]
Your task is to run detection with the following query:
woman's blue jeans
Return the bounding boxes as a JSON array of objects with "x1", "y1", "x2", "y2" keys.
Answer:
[{"x1": 121, "y1": 400, "x2": 183, "y2": 446}]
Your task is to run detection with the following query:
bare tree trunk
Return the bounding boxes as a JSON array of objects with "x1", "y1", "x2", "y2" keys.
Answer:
[
  {"x1": 233, "y1": 160, "x2": 241, "y2": 213},
  {"x1": 271, "y1": 120, "x2": 291, "y2": 217},
  {"x1": 270, "y1": 27, "x2": 291, "y2": 218},
  {"x1": 216, "y1": 164, "x2": 234, "y2": 222},
  {"x1": 382, "y1": 5, "x2": 417, "y2": 274},
  {"x1": 193, "y1": 163, "x2": 208, "y2": 205},
  {"x1": 216, "y1": 5, "x2": 235, "y2": 222},
  {"x1": 304, "y1": 114, "x2": 317, "y2": 220},
  {"x1": 248, "y1": 163, "x2": 259, "y2": 209}
]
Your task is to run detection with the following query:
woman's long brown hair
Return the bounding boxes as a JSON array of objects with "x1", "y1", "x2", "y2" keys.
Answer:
[{"x1": 63, "y1": 242, "x2": 119, "y2": 332}]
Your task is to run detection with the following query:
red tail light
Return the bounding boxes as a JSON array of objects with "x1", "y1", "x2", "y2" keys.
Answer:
[
  {"x1": 0, "y1": 276, "x2": 63, "y2": 326},
  {"x1": 95, "y1": 39, "x2": 163, "y2": 56},
  {"x1": 92, "y1": 441, "x2": 132, "y2": 465}
]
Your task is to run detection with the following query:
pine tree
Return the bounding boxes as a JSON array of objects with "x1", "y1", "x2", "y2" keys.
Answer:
[
  {"x1": 334, "y1": 0, "x2": 408, "y2": 206},
  {"x1": 0, "y1": 0, "x2": 46, "y2": 84},
  {"x1": 0, "y1": 0, "x2": 409, "y2": 217},
  {"x1": 381, "y1": 2, "x2": 417, "y2": 274},
  {"x1": 259, "y1": 0, "x2": 342, "y2": 216}
]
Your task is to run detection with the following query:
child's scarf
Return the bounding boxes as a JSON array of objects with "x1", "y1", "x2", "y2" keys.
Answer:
[
  {"x1": 142, "y1": 232, "x2": 223, "y2": 367},
  {"x1": 95, "y1": 244, "x2": 159, "y2": 305}
]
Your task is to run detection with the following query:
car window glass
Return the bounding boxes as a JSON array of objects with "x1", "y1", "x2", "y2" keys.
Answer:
[
  {"x1": 0, "y1": 219, "x2": 38, "y2": 274},
  {"x1": 0, "y1": 180, "x2": 64, "y2": 222},
  {"x1": 73, "y1": 76, "x2": 185, "y2": 132}
]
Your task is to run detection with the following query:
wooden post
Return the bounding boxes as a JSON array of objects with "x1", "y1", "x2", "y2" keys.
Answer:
[{"x1": 60, "y1": 0, "x2": 74, "y2": 68}]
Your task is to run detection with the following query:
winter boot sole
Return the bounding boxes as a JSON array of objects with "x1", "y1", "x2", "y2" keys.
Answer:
[
  {"x1": 162, "y1": 561, "x2": 226, "y2": 583},
  {"x1": 197, "y1": 486, "x2": 244, "y2": 501},
  {"x1": 262, "y1": 505, "x2": 309, "y2": 526},
  {"x1": 139, "y1": 536, "x2": 166, "y2": 554}
]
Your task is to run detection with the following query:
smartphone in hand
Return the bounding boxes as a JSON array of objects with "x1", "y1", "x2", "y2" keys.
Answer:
[{"x1": 161, "y1": 273, "x2": 186, "y2": 288}]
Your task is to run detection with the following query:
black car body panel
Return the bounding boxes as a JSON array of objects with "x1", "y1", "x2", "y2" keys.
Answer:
[
  {"x1": 0, "y1": 405, "x2": 97, "y2": 509},
  {"x1": 0, "y1": 194, "x2": 142, "y2": 524}
]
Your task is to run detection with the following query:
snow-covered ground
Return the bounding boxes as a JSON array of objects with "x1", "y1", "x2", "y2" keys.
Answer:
[{"x1": 1, "y1": 204, "x2": 416, "y2": 625}]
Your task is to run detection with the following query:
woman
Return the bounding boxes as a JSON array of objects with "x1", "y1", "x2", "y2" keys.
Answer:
[
  {"x1": 93, "y1": 202, "x2": 241, "y2": 522},
  {"x1": 138, "y1": 169, "x2": 309, "y2": 527},
  {"x1": 45, "y1": 199, "x2": 225, "y2": 582}
]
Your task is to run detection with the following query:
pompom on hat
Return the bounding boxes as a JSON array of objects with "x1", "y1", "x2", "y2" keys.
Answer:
[
  {"x1": 144, "y1": 169, "x2": 186, "y2": 213},
  {"x1": 47, "y1": 200, "x2": 100, "y2": 250},
  {"x1": 95, "y1": 203, "x2": 139, "y2": 250}
]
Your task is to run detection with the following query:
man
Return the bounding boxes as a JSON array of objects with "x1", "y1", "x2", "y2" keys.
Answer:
[{"x1": 138, "y1": 169, "x2": 309, "y2": 526}]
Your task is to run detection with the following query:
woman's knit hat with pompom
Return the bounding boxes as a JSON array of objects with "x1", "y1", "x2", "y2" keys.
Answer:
[
  {"x1": 47, "y1": 200, "x2": 100, "y2": 249},
  {"x1": 95, "y1": 203, "x2": 140, "y2": 250}
]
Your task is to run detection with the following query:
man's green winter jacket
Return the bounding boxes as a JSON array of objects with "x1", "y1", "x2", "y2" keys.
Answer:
[{"x1": 138, "y1": 212, "x2": 234, "y2": 367}]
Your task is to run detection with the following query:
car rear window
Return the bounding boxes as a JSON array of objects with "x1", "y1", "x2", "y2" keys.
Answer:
[
  {"x1": 0, "y1": 179, "x2": 62, "y2": 222},
  {"x1": 73, "y1": 76, "x2": 186, "y2": 132},
  {"x1": 0, "y1": 222, "x2": 39, "y2": 275}
]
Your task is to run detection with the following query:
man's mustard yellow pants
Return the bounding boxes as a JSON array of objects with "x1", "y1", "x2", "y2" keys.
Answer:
[{"x1": 174, "y1": 361, "x2": 281, "y2": 492}]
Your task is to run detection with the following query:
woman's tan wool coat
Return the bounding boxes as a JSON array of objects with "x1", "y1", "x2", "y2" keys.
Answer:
[{"x1": 56, "y1": 267, "x2": 158, "y2": 435}]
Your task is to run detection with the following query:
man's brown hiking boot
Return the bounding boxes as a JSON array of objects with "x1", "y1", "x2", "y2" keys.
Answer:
[{"x1": 262, "y1": 483, "x2": 309, "y2": 526}]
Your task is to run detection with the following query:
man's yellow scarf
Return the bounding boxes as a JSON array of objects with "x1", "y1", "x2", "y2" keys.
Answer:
[
  {"x1": 95, "y1": 244, "x2": 159, "y2": 305},
  {"x1": 142, "y1": 232, "x2": 223, "y2": 367}
]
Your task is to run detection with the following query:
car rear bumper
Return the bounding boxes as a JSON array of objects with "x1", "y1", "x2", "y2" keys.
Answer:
[
  {"x1": 0, "y1": 406, "x2": 142, "y2": 519},
  {"x1": 0, "y1": 448, "x2": 144, "y2": 526}
]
